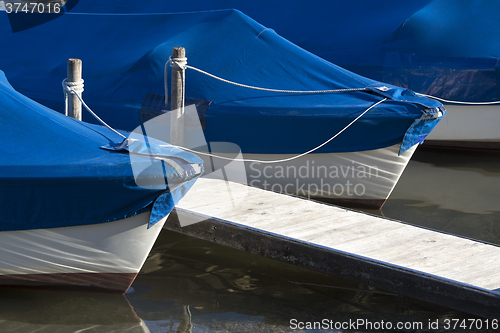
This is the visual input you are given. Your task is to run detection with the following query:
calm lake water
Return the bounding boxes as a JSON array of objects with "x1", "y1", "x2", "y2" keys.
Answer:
[{"x1": 0, "y1": 147, "x2": 498, "y2": 332}]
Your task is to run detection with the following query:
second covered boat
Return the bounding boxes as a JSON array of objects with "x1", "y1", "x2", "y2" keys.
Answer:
[{"x1": 0, "y1": 9, "x2": 444, "y2": 208}]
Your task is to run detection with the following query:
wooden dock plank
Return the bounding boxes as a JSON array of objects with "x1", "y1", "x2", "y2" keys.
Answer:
[
  {"x1": 166, "y1": 177, "x2": 500, "y2": 318},
  {"x1": 308, "y1": 220, "x2": 407, "y2": 246}
]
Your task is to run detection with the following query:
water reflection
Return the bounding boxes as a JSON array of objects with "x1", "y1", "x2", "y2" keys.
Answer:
[
  {"x1": 374, "y1": 147, "x2": 500, "y2": 244},
  {"x1": 125, "y1": 231, "x2": 491, "y2": 332},
  {"x1": 0, "y1": 288, "x2": 149, "y2": 332},
  {"x1": 390, "y1": 148, "x2": 500, "y2": 214}
]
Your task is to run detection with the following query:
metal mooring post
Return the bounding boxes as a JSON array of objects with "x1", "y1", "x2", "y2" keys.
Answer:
[
  {"x1": 66, "y1": 58, "x2": 83, "y2": 120},
  {"x1": 170, "y1": 47, "x2": 186, "y2": 146}
]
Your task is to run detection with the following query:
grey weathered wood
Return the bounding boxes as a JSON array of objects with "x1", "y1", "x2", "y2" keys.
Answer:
[
  {"x1": 170, "y1": 47, "x2": 186, "y2": 146},
  {"x1": 165, "y1": 177, "x2": 500, "y2": 318},
  {"x1": 66, "y1": 58, "x2": 82, "y2": 120}
]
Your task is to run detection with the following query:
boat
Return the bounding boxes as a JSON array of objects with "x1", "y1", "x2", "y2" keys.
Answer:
[
  {"x1": 61, "y1": 0, "x2": 500, "y2": 149},
  {"x1": 0, "y1": 70, "x2": 203, "y2": 293},
  {"x1": 0, "y1": 7, "x2": 443, "y2": 208}
]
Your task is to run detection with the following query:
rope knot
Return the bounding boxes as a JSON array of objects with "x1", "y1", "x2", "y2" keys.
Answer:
[
  {"x1": 62, "y1": 78, "x2": 84, "y2": 94},
  {"x1": 169, "y1": 56, "x2": 187, "y2": 70}
]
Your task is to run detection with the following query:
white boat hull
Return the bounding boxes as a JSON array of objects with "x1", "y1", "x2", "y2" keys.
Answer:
[
  {"x1": 212, "y1": 143, "x2": 417, "y2": 209},
  {"x1": 425, "y1": 104, "x2": 500, "y2": 148},
  {"x1": 0, "y1": 212, "x2": 167, "y2": 293}
]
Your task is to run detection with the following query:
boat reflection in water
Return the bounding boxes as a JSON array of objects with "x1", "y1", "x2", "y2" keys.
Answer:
[
  {"x1": 124, "y1": 230, "x2": 485, "y2": 332},
  {"x1": 0, "y1": 289, "x2": 150, "y2": 333}
]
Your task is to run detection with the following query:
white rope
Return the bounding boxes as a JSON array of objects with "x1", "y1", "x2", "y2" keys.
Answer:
[
  {"x1": 167, "y1": 98, "x2": 387, "y2": 164},
  {"x1": 62, "y1": 79, "x2": 126, "y2": 139},
  {"x1": 170, "y1": 57, "x2": 187, "y2": 69},
  {"x1": 185, "y1": 64, "x2": 368, "y2": 94},
  {"x1": 165, "y1": 57, "x2": 187, "y2": 145},
  {"x1": 62, "y1": 78, "x2": 84, "y2": 116},
  {"x1": 62, "y1": 78, "x2": 84, "y2": 93},
  {"x1": 163, "y1": 57, "x2": 386, "y2": 164},
  {"x1": 416, "y1": 92, "x2": 500, "y2": 105},
  {"x1": 164, "y1": 57, "x2": 188, "y2": 106},
  {"x1": 164, "y1": 60, "x2": 170, "y2": 106},
  {"x1": 166, "y1": 57, "x2": 368, "y2": 94}
]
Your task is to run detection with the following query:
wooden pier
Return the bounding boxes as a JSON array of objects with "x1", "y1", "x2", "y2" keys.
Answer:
[{"x1": 164, "y1": 177, "x2": 500, "y2": 318}]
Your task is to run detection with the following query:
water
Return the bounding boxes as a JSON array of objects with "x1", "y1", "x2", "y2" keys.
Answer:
[
  {"x1": 0, "y1": 147, "x2": 499, "y2": 332},
  {"x1": 369, "y1": 147, "x2": 500, "y2": 245}
]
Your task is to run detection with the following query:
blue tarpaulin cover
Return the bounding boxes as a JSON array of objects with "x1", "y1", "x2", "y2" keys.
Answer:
[
  {"x1": 69, "y1": 0, "x2": 500, "y2": 103},
  {"x1": 0, "y1": 71, "x2": 203, "y2": 232},
  {"x1": 0, "y1": 7, "x2": 443, "y2": 155}
]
